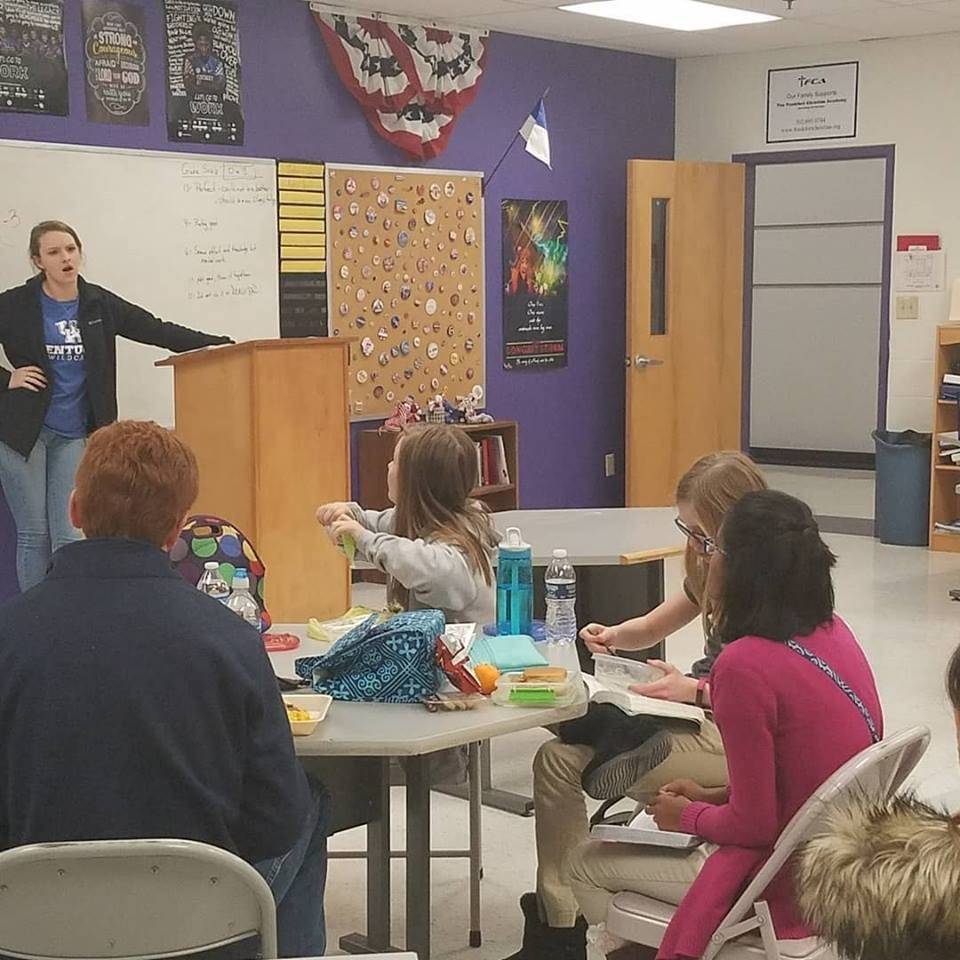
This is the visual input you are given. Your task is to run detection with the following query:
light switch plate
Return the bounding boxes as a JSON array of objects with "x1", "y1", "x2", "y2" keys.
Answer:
[
  {"x1": 604, "y1": 453, "x2": 616, "y2": 477},
  {"x1": 896, "y1": 295, "x2": 920, "y2": 320}
]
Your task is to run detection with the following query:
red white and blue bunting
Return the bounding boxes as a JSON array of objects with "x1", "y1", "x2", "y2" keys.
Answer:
[{"x1": 311, "y1": 6, "x2": 488, "y2": 160}]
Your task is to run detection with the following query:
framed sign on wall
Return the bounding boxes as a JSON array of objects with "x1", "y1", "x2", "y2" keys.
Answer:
[{"x1": 767, "y1": 61, "x2": 859, "y2": 144}]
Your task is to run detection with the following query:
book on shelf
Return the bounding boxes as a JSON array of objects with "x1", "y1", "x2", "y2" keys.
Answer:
[
  {"x1": 493, "y1": 434, "x2": 510, "y2": 485},
  {"x1": 944, "y1": 374, "x2": 960, "y2": 386},
  {"x1": 474, "y1": 441, "x2": 483, "y2": 488}
]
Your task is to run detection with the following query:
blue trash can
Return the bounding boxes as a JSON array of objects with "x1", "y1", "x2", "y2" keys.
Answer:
[{"x1": 872, "y1": 429, "x2": 932, "y2": 546}]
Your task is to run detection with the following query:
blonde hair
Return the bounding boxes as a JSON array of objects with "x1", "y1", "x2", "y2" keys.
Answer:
[
  {"x1": 675, "y1": 450, "x2": 767, "y2": 609},
  {"x1": 389, "y1": 423, "x2": 499, "y2": 610}
]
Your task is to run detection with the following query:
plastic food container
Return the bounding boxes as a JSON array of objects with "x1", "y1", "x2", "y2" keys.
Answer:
[
  {"x1": 592, "y1": 653, "x2": 665, "y2": 689},
  {"x1": 282, "y1": 693, "x2": 333, "y2": 736},
  {"x1": 492, "y1": 672, "x2": 580, "y2": 708}
]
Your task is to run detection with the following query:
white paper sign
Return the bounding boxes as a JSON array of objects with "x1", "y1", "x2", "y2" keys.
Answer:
[
  {"x1": 767, "y1": 61, "x2": 859, "y2": 143},
  {"x1": 895, "y1": 249, "x2": 945, "y2": 292}
]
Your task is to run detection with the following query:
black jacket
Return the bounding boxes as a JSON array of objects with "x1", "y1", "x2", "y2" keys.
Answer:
[
  {"x1": 0, "y1": 275, "x2": 231, "y2": 457},
  {"x1": 0, "y1": 538, "x2": 311, "y2": 863}
]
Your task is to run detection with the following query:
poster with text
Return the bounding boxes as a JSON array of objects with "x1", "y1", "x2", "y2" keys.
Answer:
[
  {"x1": 164, "y1": 0, "x2": 243, "y2": 145},
  {"x1": 82, "y1": 0, "x2": 148, "y2": 125},
  {"x1": 502, "y1": 199, "x2": 568, "y2": 370},
  {"x1": 767, "y1": 61, "x2": 858, "y2": 143},
  {"x1": 0, "y1": 0, "x2": 67, "y2": 116}
]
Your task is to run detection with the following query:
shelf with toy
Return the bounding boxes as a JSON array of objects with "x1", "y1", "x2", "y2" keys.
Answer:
[{"x1": 358, "y1": 393, "x2": 518, "y2": 512}]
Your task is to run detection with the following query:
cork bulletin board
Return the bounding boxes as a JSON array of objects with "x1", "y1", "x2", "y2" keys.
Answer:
[{"x1": 326, "y1": 164, "x2": 486, "y2": 420}]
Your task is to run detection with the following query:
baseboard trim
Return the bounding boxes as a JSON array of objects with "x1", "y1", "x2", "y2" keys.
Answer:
[{"x1": 750, "y1": 447, "x2": 875, "y2": 471}]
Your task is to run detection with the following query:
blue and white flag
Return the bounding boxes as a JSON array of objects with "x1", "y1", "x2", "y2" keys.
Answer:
[{"x1": 519, "y1": 97, "x2": 551, "y2": 169}]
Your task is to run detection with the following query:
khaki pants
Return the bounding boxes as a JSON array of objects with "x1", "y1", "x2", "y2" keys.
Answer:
[
  {"x1": 533, "y1": 718, "x2": 726, "y2": 927},
  {"x1": 568, "y1": 837, "x2": 715, "y2": 925}
]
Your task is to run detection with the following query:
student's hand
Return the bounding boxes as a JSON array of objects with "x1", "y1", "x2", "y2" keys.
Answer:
[
  {"x1": 7, "y1": 366, "x2": 46, "y2": 391},
  {"x1": 580, "y1": 622, "x2": 621, "y2": 654},
  {"x1": 646, "y1": 790, "x2": 692, "y2": 832},
  {"x1": 658, "y1": 779, "x2": 712, "y2": 804},
  {"x1": 630, "y1": 661, "x2": 698, "y2": 704},
  {"x1": 316, "y1": 502, "x2": 354, "y2": 527},
  {"x1": 329, "y1": 516, "x2": 364, "y2": 547}
]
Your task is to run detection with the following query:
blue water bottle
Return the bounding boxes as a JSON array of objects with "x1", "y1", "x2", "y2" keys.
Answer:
[{"x1": 497, "y1": 526, "x2": 533, "y2": 636}]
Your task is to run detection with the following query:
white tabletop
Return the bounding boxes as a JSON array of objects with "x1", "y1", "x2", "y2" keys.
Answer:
[
  {"x1": 492, "y1": 508, "x2": 683, "y2": 566},
  {"x1": 270, "y1": 625, "x2": 587, "y2": 757}
]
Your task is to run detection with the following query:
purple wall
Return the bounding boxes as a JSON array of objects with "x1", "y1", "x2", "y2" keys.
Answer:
[{"x1": 0, "y1": 0, "x2": 675, "y2": 600}]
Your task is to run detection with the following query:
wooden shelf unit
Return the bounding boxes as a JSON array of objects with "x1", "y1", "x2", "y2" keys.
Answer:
[
  {"x1": 930, "y1": 326, "x2": 960, "y2": 551},
  {"x1": 358, "y1": 420, "x2": 519, "y2": 512}
]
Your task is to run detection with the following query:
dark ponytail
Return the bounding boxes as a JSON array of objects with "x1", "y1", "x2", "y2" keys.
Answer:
[{"x1": 715, "y1": 490, "x2": 836, "y2": 646}]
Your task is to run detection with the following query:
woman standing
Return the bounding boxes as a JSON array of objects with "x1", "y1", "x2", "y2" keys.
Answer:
[{"x1": 0, "y1": 220, "x2": 232, "y2": 591}]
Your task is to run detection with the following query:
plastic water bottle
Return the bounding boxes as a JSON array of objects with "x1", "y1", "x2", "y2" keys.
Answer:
[
  {"x1": 545, "y1": 549, "x2": 577, "y2": 645},
  {"x1": 497, "y1": 526, "x2": 533, "y2": 636},
  {"x1": 197, "y1": 561, "x2": 230, "y2": 604},
  {"x1": 227, "y1": 568, "x2": 261, "y2": 628}
]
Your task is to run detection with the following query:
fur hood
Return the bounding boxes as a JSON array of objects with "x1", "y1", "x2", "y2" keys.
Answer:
[{"x1": 797, "y1": 793, "x2": 960, "y2": 960}]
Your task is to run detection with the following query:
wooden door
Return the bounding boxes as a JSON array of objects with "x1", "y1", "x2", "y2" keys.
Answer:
[{"x1": 626, "y1": 160, "x2": 745, "y2": 505}]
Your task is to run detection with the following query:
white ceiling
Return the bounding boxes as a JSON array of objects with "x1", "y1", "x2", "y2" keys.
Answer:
[{"x1": 313, "y1": 0, "x2": 960, "y2": 57}]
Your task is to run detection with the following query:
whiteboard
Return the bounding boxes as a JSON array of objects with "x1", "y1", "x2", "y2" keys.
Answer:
[{"x1": 0, "y1": 139, "x2": 278, "y2": 426}]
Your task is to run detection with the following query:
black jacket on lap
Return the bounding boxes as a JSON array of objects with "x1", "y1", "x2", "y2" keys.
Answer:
[
  {"x1": 0, "y1": 275, "x2": 231, "y2": 457},
  {"x1": 0, "y1": 538, "x2": 309, "y2": 864}
]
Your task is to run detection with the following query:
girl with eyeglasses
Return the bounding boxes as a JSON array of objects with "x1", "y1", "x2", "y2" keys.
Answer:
[{"x1": 503, "y1": 451, "x2": 766, "y2": 960}]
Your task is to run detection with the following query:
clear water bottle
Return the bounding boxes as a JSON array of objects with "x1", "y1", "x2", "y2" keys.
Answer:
[
  {"x1": 497, "y1": 526, "x2": 533, "y2": 636},
  {"x1": 227, "y1": 568, "x2": 261, "y2": 628},
  {"x1": 545, "y1": 549, "x2": 577, "y2": 645},
  {"x1": 197, "y1": 561, "x2": 230, "y2": 604}
]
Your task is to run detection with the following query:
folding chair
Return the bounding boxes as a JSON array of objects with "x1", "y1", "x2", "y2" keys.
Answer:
[
  {"x1": 0, "y1": 838, "x2": 278, "y2": 959},
  {"x1": 606, "y1": 725, "x2": 931, "y2": 959}
]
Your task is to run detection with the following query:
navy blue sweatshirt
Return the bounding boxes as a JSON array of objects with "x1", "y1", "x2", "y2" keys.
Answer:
[{"x1": 0, "y1": 539, "x2": 309, "y2": 863}]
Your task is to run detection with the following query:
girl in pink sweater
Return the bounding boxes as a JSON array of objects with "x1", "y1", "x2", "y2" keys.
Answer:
[{"x1": 568, "y1": 490, "x2": 882, "y2": 959}]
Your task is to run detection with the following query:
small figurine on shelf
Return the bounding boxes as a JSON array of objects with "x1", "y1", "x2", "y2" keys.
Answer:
[
  {"x1": 426, "y1": 394, "x2": 447, "y2": 424},
  {"x1": 380, "y1": 396, "x2": 422, "y2": 434},
  {"x1": 456, "y1": 392, "x2": 494, "y2": 424},
  {"x1": 426, "y1": 394, "x2": 465, "y2": 424}
]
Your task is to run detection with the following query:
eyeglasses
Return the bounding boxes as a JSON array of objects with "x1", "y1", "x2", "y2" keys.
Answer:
[{"x1": 674, "y1": 517, "x2": 724, "y2": 556}]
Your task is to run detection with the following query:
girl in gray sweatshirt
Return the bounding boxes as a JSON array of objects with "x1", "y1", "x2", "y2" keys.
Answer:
[{"x1": 317, "y1": 423, "x2": 498, "y2": 626}]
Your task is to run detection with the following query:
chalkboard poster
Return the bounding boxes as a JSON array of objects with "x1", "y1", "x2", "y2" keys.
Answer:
[
  {"x1": 0, "y1": 0, "x2": 68, "y2": 116},
  {"x1": 502, "y1": 199, "x2": 568, "y2": 370},
  {"x1": 82, "y1": 0, "x2": 148, "y2": 126},
  {"x1": 164, "y1": 0, "x2": 243, "y2": 145}
]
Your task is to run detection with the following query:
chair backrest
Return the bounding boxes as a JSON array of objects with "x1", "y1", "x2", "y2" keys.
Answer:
[
  {"x1": 718, "y1": 725, "x2": 930, "y2": 931},
  {"x1": 0, "y1": 838, "x2": 278, "y2": 960}
]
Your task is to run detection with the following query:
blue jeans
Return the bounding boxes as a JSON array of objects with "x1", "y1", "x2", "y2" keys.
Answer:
[
  {"x1": 0, "y1": 427, "x2": 85, "y2": 591},
  {"x1": 255, "y1": 776, "x2": 330, "y2": 957}
]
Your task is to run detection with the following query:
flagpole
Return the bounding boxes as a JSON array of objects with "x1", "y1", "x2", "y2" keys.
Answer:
[{"x1": 483, "y1": 87, "x2": 550, "y2": 196}]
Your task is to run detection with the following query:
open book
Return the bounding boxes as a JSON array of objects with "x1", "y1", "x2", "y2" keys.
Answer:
[
  {"x1": 590, "y1": 810, "x2": 702, "y2": 849},
  {"x1": 582, "y1": 672, "x2": 706, "y2": 727}
]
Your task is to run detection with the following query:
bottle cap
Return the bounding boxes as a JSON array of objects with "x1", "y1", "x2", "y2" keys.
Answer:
[
  {"x1": 552, "y1": 548, "x2": 567, "y2": 559},
  {"x1": 204, "y1": 561, "x2": 219, "y2": 570},
  {"x1": 500, "y1": 526, "x2": 530, "y2": 551}
]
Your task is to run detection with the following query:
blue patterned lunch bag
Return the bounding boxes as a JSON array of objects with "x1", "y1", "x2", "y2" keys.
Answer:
[{"x1": 294, "y1": 609, "x2": 445, "y2": 703}]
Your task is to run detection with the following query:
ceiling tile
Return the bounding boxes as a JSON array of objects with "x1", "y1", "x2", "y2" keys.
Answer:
[
  {"x1": 314, "y1": 0, "x2": 532, "y2": 18},
  {"x1": 707, "y1": 0, "x2": 894, "y2": 15},
  {"x1": 808, "y1": 4, "x2": 960, "y2": 35},
  {"x1": 620, "y1": 16, "x2": 863, "y2": 56},
  {"x1": 461, "y1": 6, "x2": 665, "y2": 42},
  {"x1": 914, "y1": 0, "x2": 960, "y2": 14}
]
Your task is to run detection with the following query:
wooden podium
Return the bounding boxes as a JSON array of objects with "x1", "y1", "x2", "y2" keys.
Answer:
[{"x1": 157, "y1": 338, "x2": 351, "y2": 621}]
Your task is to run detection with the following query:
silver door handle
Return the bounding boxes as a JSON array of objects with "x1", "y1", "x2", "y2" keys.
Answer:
[{"x1": 634, "y1": 355, "x2": 664, "y2": 368}]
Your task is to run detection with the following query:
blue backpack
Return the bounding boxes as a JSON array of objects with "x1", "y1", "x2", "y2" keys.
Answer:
[{"x1": 295, "y1": 609, "x2": 445, "y2": 703}]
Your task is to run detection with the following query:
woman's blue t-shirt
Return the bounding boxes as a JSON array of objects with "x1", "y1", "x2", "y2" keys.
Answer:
[{"x1": 40, "y1": 289, "x2": 88, "y2": 438}]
